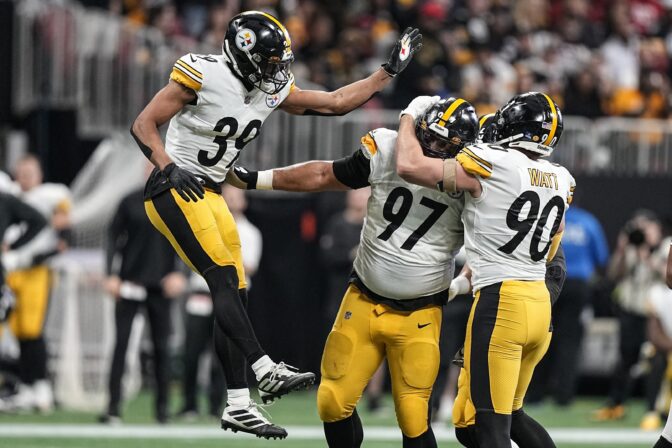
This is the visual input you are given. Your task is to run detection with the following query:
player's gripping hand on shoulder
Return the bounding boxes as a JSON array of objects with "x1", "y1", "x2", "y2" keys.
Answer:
[
  {"x1": 163, "y1": 163, "x2": 205, "y2": 202},
  {"x1": 382, "y1": 27, "x2": 423, "y2": 77},
  {"x1": 400, "y1": 95, "x2": 441, "y2": 121}
]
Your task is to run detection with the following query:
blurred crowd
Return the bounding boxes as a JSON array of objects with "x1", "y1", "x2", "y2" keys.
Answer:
[{"x1": 79, "y1": 0, "x2": 672, "y2": 118}]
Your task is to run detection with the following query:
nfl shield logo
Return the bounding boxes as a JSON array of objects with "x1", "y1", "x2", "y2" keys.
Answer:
[{"x1": 344, "y1": 311, "x2": 352, "y2": 320}]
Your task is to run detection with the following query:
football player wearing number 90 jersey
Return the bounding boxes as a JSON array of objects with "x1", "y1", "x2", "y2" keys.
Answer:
[
  {"x1": 130, "y1": 10, "x2": 423, "y2": 440},
  {"x1": 396, "y1": 92, "x2": 575, "y2": 448},
  {"x1": 227, "y1": 97, "x2": 478, "y2": 448}
]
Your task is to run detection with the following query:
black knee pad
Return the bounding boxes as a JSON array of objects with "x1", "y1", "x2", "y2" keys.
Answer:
[
  {"x1": 203, "y1": 265, "x2": 239, "y2": 293},
  {"x1": 323, "y1": 409, "x2": 364, "y2": 448},
  {"x1": 475, "y1": 411, "x2": 511, "y2": 448},
  {"x1": 511, "y1": 408, "x2": 556, "y2": 448},
  {"x1": 455, "y1": 426, "x2": 479, "y2": 448}
]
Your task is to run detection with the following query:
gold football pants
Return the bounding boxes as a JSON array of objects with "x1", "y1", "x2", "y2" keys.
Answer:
[
  {"x1": 459, "y1": 280, "x2": 551, "y2": 419},
  {"x1": 145, "y1": 189, "x2": 246, "y2": 289},
  {"x1": 317, "y1": 284, "x2": 442, "y2": 438},
  {"x1": 6, "y1": 265, "x2": 51, "y2": 339}
]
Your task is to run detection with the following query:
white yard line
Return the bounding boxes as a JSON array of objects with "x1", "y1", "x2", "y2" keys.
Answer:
[{"x1": 0, "y1": 424, "x2": 661, "y2": 444}]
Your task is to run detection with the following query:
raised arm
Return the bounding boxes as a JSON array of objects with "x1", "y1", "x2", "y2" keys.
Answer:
[{"x1": 280, "y1": 28, "x2": 422, "y2": 116}]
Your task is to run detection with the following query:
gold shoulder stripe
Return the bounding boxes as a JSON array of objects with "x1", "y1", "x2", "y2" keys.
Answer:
[
  {"x1": 173, "y1": 64, "x2": 203, "y2": 85},
  {"x1": 170, "y1": 68, "x2": 202, "y2": 91},
  {"x1": 438, "y1": 98, "x2": 465, "y2": 126},
  {"x1": 175, "y1": 60, "x2": 203, "y2": 79},
  {"x1": 457, "y1": 152, "x2": 492, "y2": 179},
  {"x1": 542, "y1": 94, "x2": 558, "y2": 145},
  {"x1": 361, "y1": 132, "x2": 377, "y2": 156},
  {"x1": 461, "y1": 147, "x2": 493, "y2": 171}
]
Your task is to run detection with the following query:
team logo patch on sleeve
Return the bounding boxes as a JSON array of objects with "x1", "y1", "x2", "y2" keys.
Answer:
[
  {"x1": 236, "y1": 28, "x2": 256, "y2": 51},
  {"x1": 266, "y1": 94, "x2": 280, "y2": 108}
]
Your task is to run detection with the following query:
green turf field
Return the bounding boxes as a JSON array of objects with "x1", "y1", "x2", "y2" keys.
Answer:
[{"x1": 0, "y1": 390, "x2": 662, "y2": 447}]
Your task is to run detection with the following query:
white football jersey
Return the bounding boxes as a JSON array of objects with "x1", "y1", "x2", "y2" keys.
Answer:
[
  {"x1": 165, "y1": 53, "x2": 294, "y2": 183},
  {"x1": 456, "y1": 143, "x2": 575, "y2": 291},
  {"x1": 353, "y1": 128, "x2": 464, "y2": 300}
]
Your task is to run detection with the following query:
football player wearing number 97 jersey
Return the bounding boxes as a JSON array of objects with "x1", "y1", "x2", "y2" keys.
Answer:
[
  {"x1": 130, "y1": 10, "x2": 423, "y2": 440},
  {"x1": 227, "y1": 97, "x2": 478, "y2": 448},
  {"x1": 396, "y1": 92, "x2": 575, "y2": 448}
]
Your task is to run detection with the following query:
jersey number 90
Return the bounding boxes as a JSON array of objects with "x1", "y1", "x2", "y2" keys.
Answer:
[{"x1": 498, "y1": 191, "x2": 565, "y2": 262}]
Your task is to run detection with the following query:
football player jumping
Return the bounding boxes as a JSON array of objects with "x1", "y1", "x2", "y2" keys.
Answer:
[
  {"x1": 396, "y1": 92, "x2": 574, "y2": 447},
  {"x1": 130, "y1": 10, "x2": 422, "y2": 439},
  {"x1": 228, "y1": 97, "x2": 478, "y2": 448}
]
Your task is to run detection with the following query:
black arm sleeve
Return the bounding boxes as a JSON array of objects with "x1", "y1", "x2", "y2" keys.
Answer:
[
  {"x1": 545, "y1": 245, "x2": 567, "y2": 306},
  {"x1": 7, "y1": 195, "x2": 47, "y2": 250},
  {"x1": 332, "y1": 150, "x2": 371, "y2": 189}
]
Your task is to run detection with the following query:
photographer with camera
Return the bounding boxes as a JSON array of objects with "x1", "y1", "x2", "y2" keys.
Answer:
[{"x1": 593, "y1": 210, "x2": 663, "y2": 422}]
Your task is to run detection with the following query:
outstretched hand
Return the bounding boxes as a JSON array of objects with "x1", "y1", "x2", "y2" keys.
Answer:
[{"x1": 382, "y1": 27, "x2": 423, "y2": 77}]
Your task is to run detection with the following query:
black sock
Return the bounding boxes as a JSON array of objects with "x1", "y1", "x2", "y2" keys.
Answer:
[
  {"x1": 214, "y1": 288, "x2": 250, "y2": 391},
  {"x1": 474, "y1": 411, "x2": 511, "y2": 448},
  {"x1": 19, "y1": 337, "x2": 48, "y2": 384},
  {"x1": 655, "y1": 436, "x2": 672, "y2": 448},
  {"x1": 203, "y1": 266, "x2": 265, "y2": 365},
  {"x1": 403, "y1": 426, "x2": 438, "y2": 448},
  {"x1": 455, "y1": 426, "x2": 479, "y2": 447},
  {"x1": 324, "y1": 409, "x2": 364, "y2": 448},
  {"x1": 511, "y1": 408, "x2": 556, "y2": 448}
]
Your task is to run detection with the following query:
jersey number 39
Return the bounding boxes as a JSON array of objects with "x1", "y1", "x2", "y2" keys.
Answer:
[
  {"x1": 198, "y1": 117, "x2": 262, "y2": 167},
  {"x1": 498, "y1": 191, "x2": 565, "y2": 262}
]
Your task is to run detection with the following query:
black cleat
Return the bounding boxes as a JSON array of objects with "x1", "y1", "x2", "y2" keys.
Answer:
[
  {"x1": 220, "y1": 400, "x2": 288, "y2": 440},
  {"x1": 257, "y1": 362, "x2": 316, "y2": 404}
]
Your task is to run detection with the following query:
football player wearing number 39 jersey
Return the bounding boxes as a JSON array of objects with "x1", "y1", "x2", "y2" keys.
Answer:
[
  {"x1": 130, "y1": 10, "x2": 422, "y2": 440},
  {"x1": 227, "y1": 97, "x2": 479, "y2": 448},
  {"x1": 396, "y1": 92, "x2": 575, "y2": 448}
]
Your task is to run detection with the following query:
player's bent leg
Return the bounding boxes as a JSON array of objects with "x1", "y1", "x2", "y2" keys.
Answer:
[
  {"x1": 146, "y1": 190, "x2": 315, "y2": 405},
  {"x1": 318, "y1": 286, "x2": 386, "y2": 447},
  {"x1": 386, "y1": 304, "x2": 441, "y2": 445},
  {"x1": 511, "y1": 408, "x2": 556, "y2": 448},
  {"x1": 453, "y1": 369, "x2": 478, "y2": 447}
]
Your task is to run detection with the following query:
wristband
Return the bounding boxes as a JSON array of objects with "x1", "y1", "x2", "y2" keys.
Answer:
[{"x1": 256, "y1": 170, "x2": 274, "y2": 190}]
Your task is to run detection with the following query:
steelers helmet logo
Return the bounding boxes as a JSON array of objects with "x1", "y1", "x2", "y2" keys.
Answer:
[
  {"x1": 235, "y1": 28, "x2": 256, "y2": 51},
  {"x1": 266, "y1": 94, "x2": 280, "y2": 108}
]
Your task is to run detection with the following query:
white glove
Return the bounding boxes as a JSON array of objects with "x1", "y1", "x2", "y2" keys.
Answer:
[
  {"x1": 448, "y1": 275, "x2": 471, "y2": 302},
  {"x1": 400, "y1": 95, "x2": 440, "y2": 122}
]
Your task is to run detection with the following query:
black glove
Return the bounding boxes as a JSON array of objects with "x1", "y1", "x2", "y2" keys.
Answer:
[
  {"x1": 225, "y1": 165, "x2": 259, "y2": 190},
  {"x1": 162, "y1": 163, "x2": 205, "y2": 202},
  {"x1": 0, "y1": 286, "x2": 15, "y2": 323},
  {"x1": 382, "y1": 27, "x2": 423, "y2": 77}
]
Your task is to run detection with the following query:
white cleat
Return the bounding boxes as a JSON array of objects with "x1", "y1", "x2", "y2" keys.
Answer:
[{"x1": 257, "y1": 362, "x2": 315, "y2": 404}]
